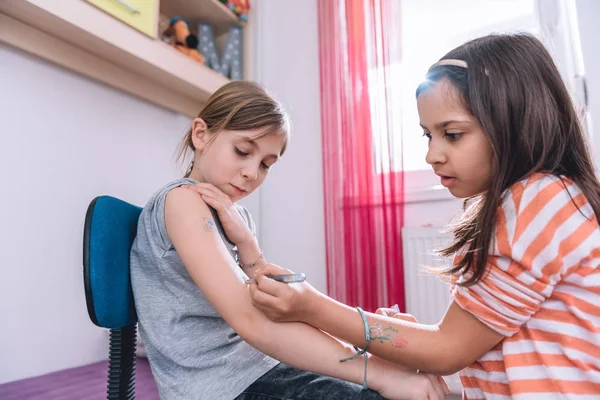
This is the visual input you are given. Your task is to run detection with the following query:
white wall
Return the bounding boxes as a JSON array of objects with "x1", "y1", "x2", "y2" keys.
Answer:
[
  {"x1": 0, "y1": 44, "x2": 190, "y2": 384},
  {"x1": 576, "y1": 0, "x2": 600, "y2": 161},
  {"x1": 252, "y1": 0, "x2": 328, "y2": 292}
]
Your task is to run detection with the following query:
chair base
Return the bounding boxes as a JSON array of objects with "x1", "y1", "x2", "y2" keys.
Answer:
[{"x1": 107, "y1": 325, "x2": 137, "y2": 400}]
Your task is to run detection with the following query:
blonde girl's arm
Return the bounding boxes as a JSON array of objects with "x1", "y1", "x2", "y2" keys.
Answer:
[{"x1": 182, "y1": 182, "x2": 265, "y2": 279}]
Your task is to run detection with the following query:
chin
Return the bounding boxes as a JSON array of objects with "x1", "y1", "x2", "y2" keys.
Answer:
[
  {"x1": 448, "y1": 187, "x2": 476, "y2": 199},
  {"x1": 231, "y1": 194, "x2": 246, "y2": 203},
  {"x1": 448, "y1": 190, "x2": 465, "y2": 199},
  {"x1": 230, "y1": 190, "x2": 252, "y2": 203}
]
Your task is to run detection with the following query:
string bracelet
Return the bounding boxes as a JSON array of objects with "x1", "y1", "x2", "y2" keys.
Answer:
[{"x1": 339, "y1": 307, "x2": 370, "y2": 389}]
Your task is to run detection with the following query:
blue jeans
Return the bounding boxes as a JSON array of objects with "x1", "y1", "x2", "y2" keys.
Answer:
[{"x1": 234, "y1": 363, "x2": 386, "y2": 400}]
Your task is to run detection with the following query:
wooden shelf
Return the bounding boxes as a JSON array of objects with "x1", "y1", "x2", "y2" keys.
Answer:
[
  {"x1": 0, "y1": 0, "x2": 232, "y2": 117},
  {"x1": 161, "y1": 0, "x2": 242, "y2": 35}
]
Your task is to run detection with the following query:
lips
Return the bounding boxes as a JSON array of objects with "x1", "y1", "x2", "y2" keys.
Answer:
[
  {"x1": 435, "y1": 173, "x2": 457, "y2": 188},
  {"x1": 231, "y1": 184, "x2": 247, "y2": 194}
]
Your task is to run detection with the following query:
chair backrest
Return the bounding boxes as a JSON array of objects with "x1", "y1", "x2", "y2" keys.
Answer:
[{"x1": 83, "y1": 196, "x2": 142, "y2": 329}]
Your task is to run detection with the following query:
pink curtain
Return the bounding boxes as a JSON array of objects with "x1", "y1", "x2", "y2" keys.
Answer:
[{"x1": 318, "y1": 0, "x2": 405, "y2": 312}]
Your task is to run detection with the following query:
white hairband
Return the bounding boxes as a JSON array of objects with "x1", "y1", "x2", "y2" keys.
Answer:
[{"x1": 429, "y1": 59, "x2": 468, "y2": 71}]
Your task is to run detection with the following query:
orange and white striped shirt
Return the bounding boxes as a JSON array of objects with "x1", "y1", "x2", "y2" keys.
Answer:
[{"x1": 452, "y1": 173, "x2": 600, "y2": 399}]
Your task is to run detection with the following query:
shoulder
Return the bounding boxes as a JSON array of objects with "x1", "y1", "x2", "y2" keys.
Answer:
[
  {"x1": 135, "y1": 177, "x2": 201, "y2": 249},
  {"x1": 165, "y1": 185, "x2": 210, "y2": 217},
  {"x1": 497, "y1": 173, "x2": 598, "y2": 256},
  {"x1": 163, "y1": 187, "x2": 224, "y2": 251},
  {"x1": 501, "y1": 173, "x2": 587, "y2": 217},
  {"x1": 143, "y1": 178, "x2": 198, "y2": 210}
]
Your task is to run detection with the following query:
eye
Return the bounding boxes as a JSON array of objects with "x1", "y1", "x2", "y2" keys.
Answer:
[
  {"x1": 443, "y1": 132, "x2": 463, "y2": 141},
  {"x1": 235, "y1": 148, "x2": 249, "y2": 157},
  {"x1": 260, "y1": 162, "x2": 271, "y2": 170},
  {"x1": 422, "y1": 132, "x2": 432, "y2": 140}
]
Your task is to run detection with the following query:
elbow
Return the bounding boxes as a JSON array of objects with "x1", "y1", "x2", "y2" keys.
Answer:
[
  {"x1": 432, "y1": 360, "x2": 467, "y2": 376},
  {"x1": 421, "y1": 343, "x2": 472, "y2": 376},
  {"x1": 419, "y1": 359, "x2": 458, "y2": 376},
  {"x1": 239, "y1": 328, "x2": 264, "y2": 349},
  {"x1": 244, "y1": 320, "x2": 280, "y2": 352},
  {"x1": 446, "y1": 353, "x2": 475, "y2": 375},
  {"x1": 420, "y1": 359, "x2": 465, "y2": 376},
  {"x1": 227, "y1": 312, "x2": 272, "y2": 350}
]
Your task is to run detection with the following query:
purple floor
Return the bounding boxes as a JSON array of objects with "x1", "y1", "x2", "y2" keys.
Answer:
[{"x1": 0, "y1": 357, "x2": 159, "y2": 400}]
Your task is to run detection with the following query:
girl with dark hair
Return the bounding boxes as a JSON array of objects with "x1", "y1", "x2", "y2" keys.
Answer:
[{"x1": 250, "y1": 33, "x2": 600, "y2": 399}]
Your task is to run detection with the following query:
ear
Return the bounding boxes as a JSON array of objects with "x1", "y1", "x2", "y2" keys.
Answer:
[{"x1": 190, "y1": 118, "x2": 209, "y2": 152}]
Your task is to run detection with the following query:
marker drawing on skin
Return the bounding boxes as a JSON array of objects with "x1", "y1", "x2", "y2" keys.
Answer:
[
  {"x1": 203, "y1": 217, "x2": 216, "y2": 232},
  {"x1": 370, "y1": 322, "x2": 408, "y2": 348}
]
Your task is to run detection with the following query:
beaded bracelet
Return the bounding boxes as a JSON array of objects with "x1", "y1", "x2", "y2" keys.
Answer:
[
  {"x1": 339, "y1": 307, "x2": 370, "y2": 389},
  {"x1": 238, "y1": 252, "x2": 264, "y2": 269}
]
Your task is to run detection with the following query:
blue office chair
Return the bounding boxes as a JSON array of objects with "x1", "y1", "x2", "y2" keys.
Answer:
[{"x1": 83, "y1": 196, "x2": 142, "y2": 400}]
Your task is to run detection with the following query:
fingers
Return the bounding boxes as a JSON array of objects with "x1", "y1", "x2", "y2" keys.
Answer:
[
  {"x1": 247, "y1": 264, "x2": 285, "y2": 291},
  {"x1": 184, "y1": 183, "x2": 230, "y2": 207},
  {"x1": 248, "y1": 279, "x2": 291, "y2": 322},
  {"x1": 375, "y1": 307, "x2": 397, "y2": 317},
  {"x1": 186, "y1": 182, "x2": 220, "y2": 193},
  {"x1": 248, "y1": 281, "x2": 279, "y2": 309},
  {"x1": 423, "y1": 373, "x2": 450, "y2": 400},
  {"x1": 197, "y1": 192, "x2": 221, "y2": 210},
  {"x1": 393, "y1": 313, "x2": 418, "y2": 323},
  {"x1": 425, "y1": 374, "x2": 445, "y2": 400},
  {"x1": 373, "y1": 308, "x2": 418, "y2": 323},
  {"x1": 437, "y1": 376, "x2": 451, "y2": 396},
  {"x1": 255, "y1": 274, "x2": 284, "y2": 296},
  {"x1": 255, "y1": 263, "x2": 292, "y2": 277},
  {"x1": 254, "y1": 266, "x2": 293, "y2": 297},
  {"x1": 183, "y1": 184, "x2": 218, "y2": 202}
]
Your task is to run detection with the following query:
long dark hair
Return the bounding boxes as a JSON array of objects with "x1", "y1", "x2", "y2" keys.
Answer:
[{"x1": 416, "y1": 33, "x2": 600, "y2": 286}]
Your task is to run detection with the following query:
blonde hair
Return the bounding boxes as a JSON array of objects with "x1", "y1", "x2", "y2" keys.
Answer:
[{"x1": 177, "y1": 80, "x2": 290, "y2": 176}]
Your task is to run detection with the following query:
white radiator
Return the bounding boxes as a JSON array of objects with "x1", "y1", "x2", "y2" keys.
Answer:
[
  {"x1": 402, "y1": 227, "x2": 453, "y2": 324},
  {"x1": 402, "y1": 227, "x2": 463, "y2": 393}
]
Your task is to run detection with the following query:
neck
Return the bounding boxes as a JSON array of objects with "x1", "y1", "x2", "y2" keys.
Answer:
[{"x1": 187, "y1": 167, "x2": 204, "y2": 182}]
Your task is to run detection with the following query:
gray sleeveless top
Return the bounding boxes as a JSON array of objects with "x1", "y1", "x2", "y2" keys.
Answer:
[{"x1": 130, "y1": 178, "x2": 279, "y2": 399}]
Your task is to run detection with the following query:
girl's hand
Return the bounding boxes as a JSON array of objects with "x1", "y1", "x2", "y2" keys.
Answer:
[
  {"x1": 369, "y1": 356, "x2": 450, "y2": 400},
  {"x1": 375, "y1": 307, "x2": 418, "y2": 323},
  {"x1": 372, "y1": 311, "x2": 451, "y2": 397},
  {"x1": 249, "y1": 263, "x2": 319, "y2": 323},
  {"x1": 184, "y1": 183, "x2": 253, "y2": 245}
]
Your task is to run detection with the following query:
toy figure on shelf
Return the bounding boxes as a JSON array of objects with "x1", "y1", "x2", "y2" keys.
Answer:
[
  {"x1": 164, "y1": 17, "x2": 205, "y2": 64},
  {"x1": 223, "y1": 0, "x2": 250, "y2": 22}
]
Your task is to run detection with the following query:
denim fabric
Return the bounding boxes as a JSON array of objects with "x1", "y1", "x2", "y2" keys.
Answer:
[{"x1": 234, "y1": 363, "x2": 386, "y2": 400}]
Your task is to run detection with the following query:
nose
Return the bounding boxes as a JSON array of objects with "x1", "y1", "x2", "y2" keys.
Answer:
[
  {"x1": 241, "y1": 161, "x2": 259, "y2": 181},
  {"x1": 425, "y1": 138, "x2": 448, "y2": 166}
]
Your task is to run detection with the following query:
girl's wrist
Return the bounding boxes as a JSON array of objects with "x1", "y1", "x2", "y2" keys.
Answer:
[
  {"x1": 236, "y1": 237, "x2": 264, "y2": 267},
  {"x1": 235, "y1": 232, "x2": 256, "y2": 247},
  {"x1": 364, "y1": 355, "x2": 385, "y2": 391},
  {"x1": 302, "y1": 288, "x2": 327, "y2": 325}
]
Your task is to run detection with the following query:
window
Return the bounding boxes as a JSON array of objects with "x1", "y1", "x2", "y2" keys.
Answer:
[
  {"x1": 399, "y1": 0, "x2": 539, "y2": 172},
  {"x1": 368, "y1": 0, "x2": 586, "y2": 198}
]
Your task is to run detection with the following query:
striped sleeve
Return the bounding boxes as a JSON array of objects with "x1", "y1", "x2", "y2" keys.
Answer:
[{"x1": 452, "y1": 174, "x2": 598, "y2": 336}]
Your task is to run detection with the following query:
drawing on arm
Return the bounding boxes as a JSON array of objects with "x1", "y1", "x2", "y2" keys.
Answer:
[
  {"x1": 370, "y1": 322, "x2": 408, "y2": 348},
  {"x1": 203, "y1": 217, "x2": 216, "y2": 232}
]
